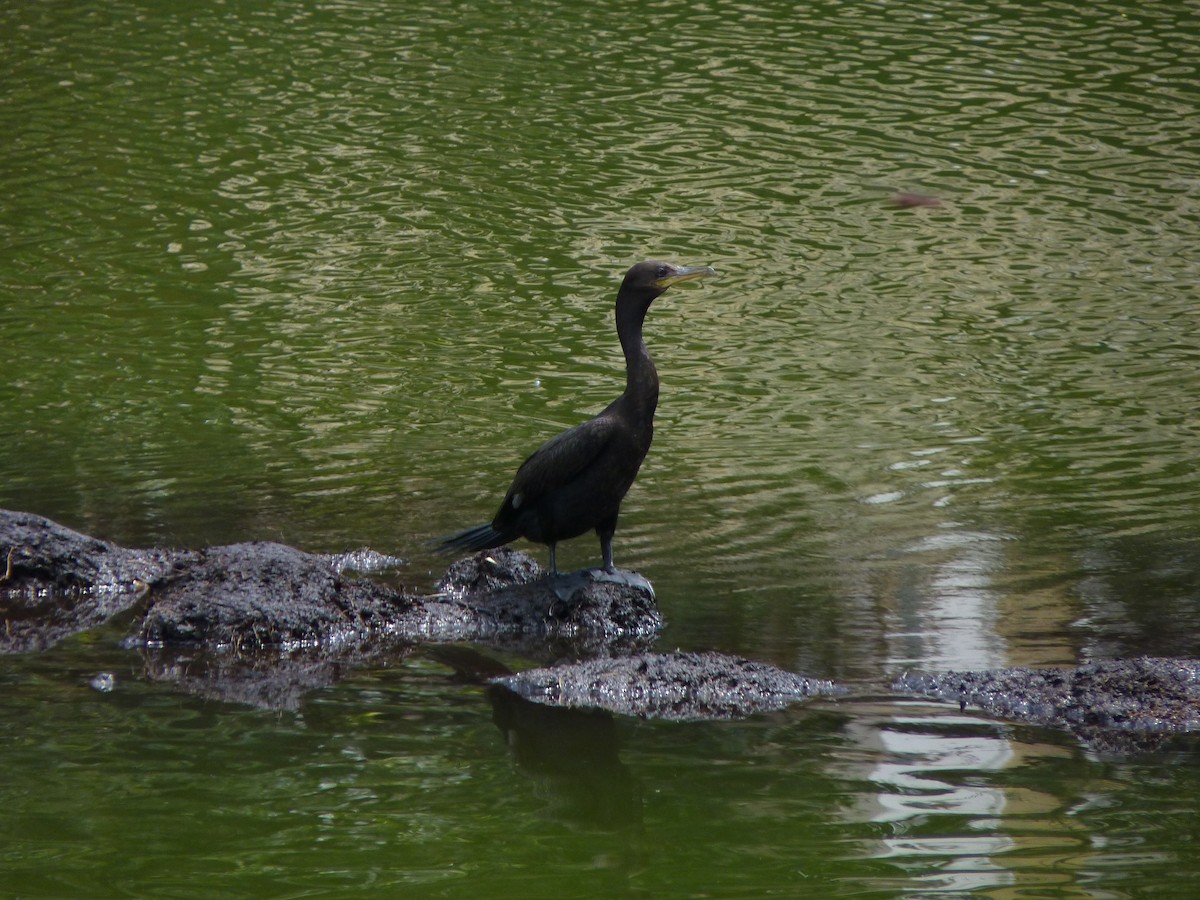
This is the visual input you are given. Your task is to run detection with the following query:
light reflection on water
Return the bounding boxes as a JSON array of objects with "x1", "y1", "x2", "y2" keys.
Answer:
[
  {"x1": 833, "y1": 697, "x2": 1197, "y2": 896},
  {"x1": 2, "y1": 0, "x2": 1200, "y2": 895},
  {"x1": 844, "y1": 705, "x2": 1026, "y2": 895}
]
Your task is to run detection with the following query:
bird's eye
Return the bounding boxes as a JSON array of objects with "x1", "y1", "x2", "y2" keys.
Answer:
[{"x1": 655, "y1": 266, "x2": 669, "y2": 279}]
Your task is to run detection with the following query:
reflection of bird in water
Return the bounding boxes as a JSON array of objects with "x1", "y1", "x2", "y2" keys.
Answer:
[
  {"x1": 426, "y1": 645, "x2": 642, "y2": 830},
  {"x1": 435, "y1": 260, "x2": 715, "y2": 588}
]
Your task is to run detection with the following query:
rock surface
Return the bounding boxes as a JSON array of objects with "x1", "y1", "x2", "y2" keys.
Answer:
[
  {"x1": 8, "y1": 507, "x2": 1200, "y2": 749},
  {"x1": 894, "y1": 657, "x2": 1200, "y2": 750},
  {"x1": 0, "y1": 509, "x2": 185, "y2": 652},
  {"x1": 495, "y1": 651, "x2": 845, "y2": 720},
  {"x1": 1, "y1": 509, "x2": 662, "y2": 657}
]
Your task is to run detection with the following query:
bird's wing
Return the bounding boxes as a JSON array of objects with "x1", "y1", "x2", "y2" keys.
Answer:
[{"x1": 502, "y1": 415, "x2": 619, "y2": 511}]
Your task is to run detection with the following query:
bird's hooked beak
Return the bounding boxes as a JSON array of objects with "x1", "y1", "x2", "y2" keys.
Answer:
[{"x1": 653, "y1": 265, "x2": 717, "y2": 289}]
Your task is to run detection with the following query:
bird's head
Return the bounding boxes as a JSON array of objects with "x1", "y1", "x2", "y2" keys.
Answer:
[{"x1": 621, "y1": 260, "x2": 717, "y2": 303}]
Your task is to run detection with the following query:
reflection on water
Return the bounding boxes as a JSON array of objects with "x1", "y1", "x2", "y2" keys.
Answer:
[
  {"x1": 843, "y1": 705, "x2": 1024, "y2": 894},
  {"x1": 3, "y1": 0, "x2": 1200, "y2": 895},
  {"x1": 883, "y1": 529, "x2": 1011, "y2": 672},
  {"x1": 833, "y1": 696, "x2": 1193, "y2": 896},
  {"x1": 488, "y1": 685, "x2": 642, "y2": 831}
]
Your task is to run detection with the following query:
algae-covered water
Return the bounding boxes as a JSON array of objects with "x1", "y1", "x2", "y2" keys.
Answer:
[{"x1": 3, "y1": 1, "x2": 1200, "y2": 895}]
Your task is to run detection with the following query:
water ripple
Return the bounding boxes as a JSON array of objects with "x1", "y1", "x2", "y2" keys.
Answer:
[{"x1": 3, "y1": 0, "x2": 1198, "y2": 643}]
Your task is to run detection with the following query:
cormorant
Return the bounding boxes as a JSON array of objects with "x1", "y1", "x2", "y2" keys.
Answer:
[{"x1": 434, "y1": 260, "x2": 716, "y2": 585}]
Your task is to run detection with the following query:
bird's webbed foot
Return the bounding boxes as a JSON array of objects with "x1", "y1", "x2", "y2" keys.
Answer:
[
  {"x1": 584, "y1": 566, "x2": 656, "y2": 599},
  {"x1": 545, "y1": 567, "x2": 656, "y2": 617},
  {"x1": 547, "y1": 570, "x2": 594, "y2": 614}
]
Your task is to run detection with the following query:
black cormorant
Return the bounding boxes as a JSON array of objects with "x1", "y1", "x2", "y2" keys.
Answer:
[{"x1": 434, "y1": 260, "x2": 715, "y2": 583}]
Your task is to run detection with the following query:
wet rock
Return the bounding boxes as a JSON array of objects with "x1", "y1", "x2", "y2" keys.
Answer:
[
  {"x1": 894, "y1": 657, "x2": 1200, "y2": 750},
  {"x1": 435, "y1": 547, "x2": 542, "y2": 596},
  {"x1": 326, "y1": 547, "x2": 407, "y2": 575},
  {"x1": 399, "y1": 552, "x2": 663, "y2": 655},
  {"x1": 16, "y1": 507, "x2": 1200, "y2": 751},
  {"x1": 494, "y1": 651, "x2": 846, "y2": 721},
  {"x1": 1, "y1": 509, "x2": 661, "y2": 659},
  {"x1": 0, "y1": 509, "x2": 189, "y2": 652},
  {"x1": 136, "y1": 540, "x2": 409, "y2": 650}
]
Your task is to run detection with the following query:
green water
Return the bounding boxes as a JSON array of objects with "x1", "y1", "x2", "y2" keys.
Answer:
[{"x1": 3, "y1": 0, "x2": 1200, "y2": 895}]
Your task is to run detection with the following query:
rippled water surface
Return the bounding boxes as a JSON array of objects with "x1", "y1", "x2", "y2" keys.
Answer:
[{"x1": 3, "y1": 0, "x2": 1200, "y2": 896}]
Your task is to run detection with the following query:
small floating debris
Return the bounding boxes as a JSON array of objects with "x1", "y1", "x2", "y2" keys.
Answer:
[
  {"x1": 891, "y1": 191, "x2": 943, "y2": 208},
  {"x1": 90, "y1": 672, "x2": 116, "y2": 693}
]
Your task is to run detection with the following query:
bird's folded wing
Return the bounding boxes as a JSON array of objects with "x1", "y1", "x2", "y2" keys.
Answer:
[{"x1": 504, "y1": 416, "x2": 617, "y2": 508}]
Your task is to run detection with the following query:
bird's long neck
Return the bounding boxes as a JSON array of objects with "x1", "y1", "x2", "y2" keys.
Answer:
[{"x1": 616, "y1": 297, "x2": 659, "y2": 420}]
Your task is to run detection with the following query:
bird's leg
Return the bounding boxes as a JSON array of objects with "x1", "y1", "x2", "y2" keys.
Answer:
[
  {"x1": 549, "y1": 530, "x2": 656, "y2": 611},
  {"x1": 580, "y1": 529, "x2": 654, "y2": 598},
  {"x1": 547, "y1": 536, "x2": 654, "y2": 609},
  {"x1": 599, "y1": 532, "x2": 615, "y2": 573}
]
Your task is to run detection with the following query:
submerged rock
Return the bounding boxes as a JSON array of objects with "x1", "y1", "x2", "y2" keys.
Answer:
[{"x1": 495, "y1": 651, "x2": 845, "y2": 721}]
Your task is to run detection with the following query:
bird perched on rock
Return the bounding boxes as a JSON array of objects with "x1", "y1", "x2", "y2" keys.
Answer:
[{"x1": 434, "y1": 260, "x2": 715, "y2": 593}]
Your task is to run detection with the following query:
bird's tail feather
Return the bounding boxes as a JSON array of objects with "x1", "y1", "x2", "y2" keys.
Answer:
[{"x1": 430, "y1": 523, "x2": 509, "y2": 556}]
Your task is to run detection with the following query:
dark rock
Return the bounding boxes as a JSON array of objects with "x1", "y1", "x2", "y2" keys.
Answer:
[
  {"x1": 894, "y1": 657, "x2": 1200, "y2": 750},
  {"x1": 414, "y1": 548, "x2": 663, "y2": 653},
  {"x1": 20, "y1": 506, "x2": 1200, "y2": 753},
  {"x1": 0, "y1": 509, "x2": 189, "y2": 652},
  {"x1": 435, "y1": 547, "x2": 542, "y2": 596},
  {"x1": 137, "y1": 540, "x2": 408, "y2": 650},
  {"x1": 1, "y1": 509, "x2": 661, "y2": 662},
  {"x1": 495, "y1": 651, "x2": 845, "y2": 721}
]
